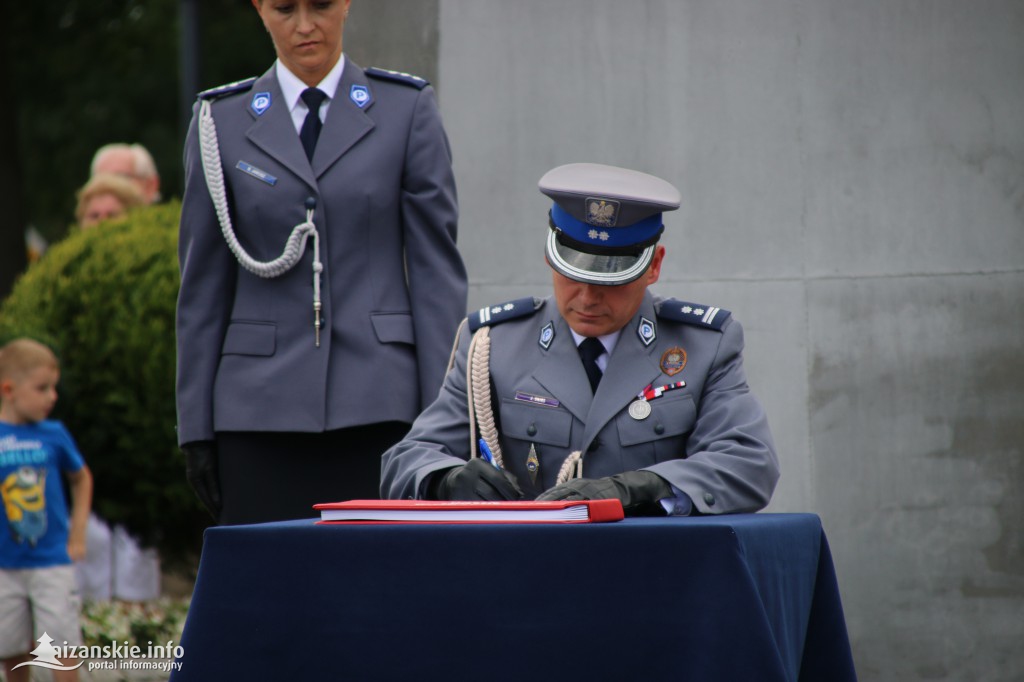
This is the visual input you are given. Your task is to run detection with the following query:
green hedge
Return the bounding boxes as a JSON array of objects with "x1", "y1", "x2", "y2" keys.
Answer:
[{"x1": 0, "y1": 202, "x2": 208, "y2": 564}]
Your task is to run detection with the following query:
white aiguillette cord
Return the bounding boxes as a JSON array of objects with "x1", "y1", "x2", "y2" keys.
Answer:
[
  {"x1": 198, "y1": 99, "x2": 324, "y2": 347},
  {"x1": 466, "y1": 322, "x2": 582, "y2": 484}
]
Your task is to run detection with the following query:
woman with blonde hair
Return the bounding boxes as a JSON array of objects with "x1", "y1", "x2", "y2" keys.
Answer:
[{"x1": 74, "y1": 173, "x2": 145, "y2": 228}]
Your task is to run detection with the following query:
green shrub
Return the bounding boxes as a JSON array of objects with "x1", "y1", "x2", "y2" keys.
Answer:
[{"x1": 0, "y1": 202, "x2": 208, "y2": 564}]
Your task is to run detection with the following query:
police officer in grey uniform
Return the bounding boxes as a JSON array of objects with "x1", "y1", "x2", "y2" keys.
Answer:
[
  {"x1": 381, "y1": 163, "x2": 779, "y2": 515},
  {"x1": 177, "y1": 0, "x2": 467, "y2": 524}
]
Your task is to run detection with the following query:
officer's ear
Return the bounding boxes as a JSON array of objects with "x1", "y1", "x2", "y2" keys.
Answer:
[{"x1": 645, "y1": 245, "x2": 666, "y2": 286}]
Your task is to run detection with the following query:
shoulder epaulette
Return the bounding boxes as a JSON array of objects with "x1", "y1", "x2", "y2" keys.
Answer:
[
  {"x1": 365, "y1": 67, "x2": 429, "y2": 90},
  {"x1": 198, "y1": 77, "x2": 257, "y2": 101},
  {"x1": 468, "y1": 298, "x2": 542, "y2": 332},
  {"x1": 656, "y1": 299, "x2": 731, "y2": 331}
]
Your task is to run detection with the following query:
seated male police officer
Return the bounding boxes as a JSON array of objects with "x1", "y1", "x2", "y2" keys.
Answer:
[{"x1": 381, "y1": 163, "x2": 780, "y2": 515}]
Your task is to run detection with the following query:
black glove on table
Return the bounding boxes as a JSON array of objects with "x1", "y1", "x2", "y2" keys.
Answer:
[
  {"x1": 536, "y1": 470, "x2": 673, "y2": 516},
  {"x1": 183, "y1": 440, "x2": 222, "y2": 521},
  {"x1": 428, "y1": 457, "x2": 523, "y2": 501}
]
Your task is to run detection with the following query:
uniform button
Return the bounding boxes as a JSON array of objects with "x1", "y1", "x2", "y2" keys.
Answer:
[
  {"x1": 703, "y1": 492, "x2": 716, "y2": 507},
  {"x1": 527, "y1": 424, "x2": 537, "y2": 437},
  {"x1": 654, "y1": 423, "x2": 665, "y2": 435}
]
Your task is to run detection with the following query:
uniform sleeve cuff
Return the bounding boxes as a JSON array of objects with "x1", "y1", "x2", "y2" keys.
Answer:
[{"x1": 659, "y1": 485, "x2": 694, "y2": 516}]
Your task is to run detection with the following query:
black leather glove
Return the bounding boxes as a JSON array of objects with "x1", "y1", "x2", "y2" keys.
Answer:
[
  {"x1": 427, "y1": 458, "x2": 524, "y2": 501},
  {"x1": 536, "y1": 470, "x2": 673, "y2": 516},
  {"x1": 183, "y1": 441, "x2": 222, "y2": 521}
]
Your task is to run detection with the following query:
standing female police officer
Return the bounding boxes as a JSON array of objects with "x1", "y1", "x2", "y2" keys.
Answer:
[{"x1": 177, "y1": 0, "x2": 467, "y2": 524}]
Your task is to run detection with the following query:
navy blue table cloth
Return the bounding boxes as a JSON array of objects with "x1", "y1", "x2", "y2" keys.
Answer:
[{"x1": 172, "y1": 513, "x2": 856, "y2": 681}]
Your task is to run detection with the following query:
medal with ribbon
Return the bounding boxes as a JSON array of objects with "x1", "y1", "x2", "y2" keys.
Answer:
[{"x1": 628, "y1": 380, "x2": 687, "y2": 420}]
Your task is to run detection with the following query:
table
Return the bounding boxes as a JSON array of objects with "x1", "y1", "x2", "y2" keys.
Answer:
[{"x1": 171, "y1": 513, "x2": 856, "y2": 681}]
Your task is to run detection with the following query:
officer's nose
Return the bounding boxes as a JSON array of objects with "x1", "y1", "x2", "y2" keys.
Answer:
[
  {"x1": 296, "y1": 6, "x2": 316, "y2": 33},
  {"x1": 576, "y1": 283, "x2": 604, "y2": 306}
]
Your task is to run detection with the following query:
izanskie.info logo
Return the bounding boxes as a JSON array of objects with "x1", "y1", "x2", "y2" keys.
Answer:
[{"x1": 13, "y1": 632, "x2": 184, "y2": 675}]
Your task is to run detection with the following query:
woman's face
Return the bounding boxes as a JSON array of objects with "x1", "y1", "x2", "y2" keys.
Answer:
[
  {"x1": 253, "y1": 0, "x2": 351, "y2": 87},
  {"x1": 81, "y1": 193, "x2": 127, "y2": 228}
]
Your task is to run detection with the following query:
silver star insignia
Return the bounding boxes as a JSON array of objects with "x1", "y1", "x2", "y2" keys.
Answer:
[
  {"x1": 588, "y1": 229, "x2": 599, "y2": 240},
  {"x1": 491, "y1": 306, "x2": 502, "y2": 314},
  {"x1": 503, "y1": 303, "x2": 514, "y2": 311},
  {"x1": 681, "y1": 306, "x2": 693, "y2": 314},
  {"x1": 599, "y1": 231, "x2": 610, "y2": 241},
  {"x1": 695, "y1": 308, "x2": 705, "y2": 316}
]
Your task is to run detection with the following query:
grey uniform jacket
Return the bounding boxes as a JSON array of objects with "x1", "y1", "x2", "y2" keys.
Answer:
[
  {"x1": 381, "y1": 292, "x2": 780, "y2": 514},
  {"x1": 176, "y1": 61, "x2": 467, "y2": 445}
]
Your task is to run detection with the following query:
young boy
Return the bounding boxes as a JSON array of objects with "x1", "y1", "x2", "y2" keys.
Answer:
[{"x1": 0, "y1": 338, "x2": 92, "y2": 682}]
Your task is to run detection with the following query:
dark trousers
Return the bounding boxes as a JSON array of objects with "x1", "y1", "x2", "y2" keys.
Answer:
[{"x1": 216, "y1": 421, "x2": 410, "y2": 525}]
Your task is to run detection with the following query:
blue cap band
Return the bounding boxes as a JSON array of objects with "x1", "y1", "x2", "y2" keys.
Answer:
[{"x1": 550, "y1": 203, "x2": 663, "y2": 249}]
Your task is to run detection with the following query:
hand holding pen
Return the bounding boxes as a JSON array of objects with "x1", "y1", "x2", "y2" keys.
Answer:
[{"x1": 428, "y1": 442, "x2": 522, "y2": 501}]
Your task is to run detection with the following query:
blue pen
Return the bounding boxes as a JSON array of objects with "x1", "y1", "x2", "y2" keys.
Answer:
[{"x1": 478, "y1": 438, "x2": 501, "y2": 469}]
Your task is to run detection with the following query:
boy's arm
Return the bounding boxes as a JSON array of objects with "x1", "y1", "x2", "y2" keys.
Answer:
[{"x1": 66, "y1": 465, "x2": 93, "y2": 561}]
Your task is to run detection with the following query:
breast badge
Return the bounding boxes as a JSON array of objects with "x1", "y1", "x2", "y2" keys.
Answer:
[{"x1": 660, "y1": 347, "x2": 687, "y2": 376}]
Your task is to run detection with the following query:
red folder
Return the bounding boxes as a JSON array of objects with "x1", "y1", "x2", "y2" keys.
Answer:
[{"x1": 313, "y1": 498, "x2": 624, "y2": 524}]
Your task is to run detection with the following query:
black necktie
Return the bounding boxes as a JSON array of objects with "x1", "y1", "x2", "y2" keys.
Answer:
[
  {"x1": 299, "y1": 88, "x2": 327, "y2": 161},
  {"x1": 578, "y1": 337, "x2": 605, "y2": 393}
]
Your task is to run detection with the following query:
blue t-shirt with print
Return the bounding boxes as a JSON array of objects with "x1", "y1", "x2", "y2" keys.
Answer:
[{"x1": 0, "y1": 420, "x2": 85, "y2": 569}]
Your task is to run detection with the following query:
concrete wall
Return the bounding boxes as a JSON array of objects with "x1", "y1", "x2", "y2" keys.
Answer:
[
  {"x1": 354, "y1": 1, "x2": 1024, "y2": 679},
  {"x1": 345, "y1": 1, "x2": 440, "y2": 87}
]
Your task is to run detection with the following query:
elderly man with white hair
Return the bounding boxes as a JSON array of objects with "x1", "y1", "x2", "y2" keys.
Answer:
[{"x1": 90, "y1": 142, "x2": 161, "y2": 205}]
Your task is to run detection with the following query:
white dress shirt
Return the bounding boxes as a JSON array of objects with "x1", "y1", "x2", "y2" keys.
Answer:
[{"x1": 275, "y1": 55, "x2": 347, "y2": 134}]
